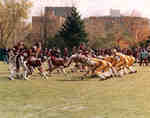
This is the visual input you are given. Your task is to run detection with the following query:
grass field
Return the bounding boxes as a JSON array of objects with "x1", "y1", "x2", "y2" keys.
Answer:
[{"x1": 0, "y1": 62, "x2": 150, "y2": 118}]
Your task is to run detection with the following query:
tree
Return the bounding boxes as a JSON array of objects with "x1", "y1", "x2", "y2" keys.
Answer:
[
  {"x1": 88, "y1": 32, "x2": 117, "y2": 49},
  {"x1": 57, "y1": 7, "x2": 88, "y2": 50},
  {"x1": 19, "y1": 23, "x2": 32, "y2": 48},
  {"x1": 0, "y1": 0, "x2": 32, "y2": 48},
  {"x1": 137, "y1": 39, "x2": 150, "y2": 48},
  {"x1": 45, "y1": 36, "x2": 66, "y2": 49}
]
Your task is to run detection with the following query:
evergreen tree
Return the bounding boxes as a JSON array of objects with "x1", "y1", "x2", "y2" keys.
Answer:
[{"x1": 58, "y1": 7, "x2": 88, "y2": 50}]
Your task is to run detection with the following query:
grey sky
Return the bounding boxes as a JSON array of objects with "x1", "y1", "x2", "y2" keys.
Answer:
[{"x1": 30, "y1": 0, "x2": 150, "y2": 18}]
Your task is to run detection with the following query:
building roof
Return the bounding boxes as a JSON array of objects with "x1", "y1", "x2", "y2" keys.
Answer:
[
  {"x1": 45, "y1": 7, "x2": 72, "y2": 17},
  {"x1": 110, "y1": 9, "x2": 121, "y2": 17}
]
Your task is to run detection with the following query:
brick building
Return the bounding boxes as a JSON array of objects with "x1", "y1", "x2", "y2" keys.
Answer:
[
  {"x1": 110, "y1": 9, "x2": 121, "y2": 17},
  {"x1": 32, "y1": 7, "x2": 72, "y2": 42},
  {"x1": 84, "y1": 16, "x2": 150, "y2": 48},
  {"x1": 32, "y1": 7, "x2": 150, "y2": 48}
]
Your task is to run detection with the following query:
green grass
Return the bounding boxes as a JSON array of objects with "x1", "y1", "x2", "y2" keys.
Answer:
[{"x1": 0, "y1": 62, "x2": 150, "y2": 118}]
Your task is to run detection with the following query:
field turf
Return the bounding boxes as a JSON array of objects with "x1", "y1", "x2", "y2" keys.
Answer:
[{"x1": 0, "y1": 62, "x2": 150, "y2": 118}]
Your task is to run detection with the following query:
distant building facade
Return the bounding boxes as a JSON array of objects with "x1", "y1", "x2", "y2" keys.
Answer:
[
  {"x1": 45, "y1": 7, "x2": 72, "y2": 17},
  {"x1": 32, "y1": 7, "x2": 72, "y2": 42},
  {"x1": 84, "y1": 16, "x2": 150, "y2": 48},
  {"x1": 32, "y1": 7, "x2": 150, "y2": 48},
  {"x1": 110, "y1": 9, "x2": 121, "y2": 17}
]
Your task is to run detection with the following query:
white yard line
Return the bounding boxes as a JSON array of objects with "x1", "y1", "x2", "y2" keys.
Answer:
[{"x1": 27, "y1": 100, "x2": 87, "y2": 118}]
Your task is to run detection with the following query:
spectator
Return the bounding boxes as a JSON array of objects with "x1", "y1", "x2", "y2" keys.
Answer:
[
  {"x1": 3, "y1": 48, "x2": 9, "y2": 64},
  {"x1": 139, "y1": 48, "x2": 149, "y2": 66}
]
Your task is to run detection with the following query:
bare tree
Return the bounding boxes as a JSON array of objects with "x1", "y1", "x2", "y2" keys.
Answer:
[{"x1": 0, "y1": 0, "x2": 32, "y2": 48}]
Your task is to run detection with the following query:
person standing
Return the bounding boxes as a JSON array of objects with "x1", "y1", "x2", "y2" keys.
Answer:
[{"x1": 3, "y1": 48, "x2": 9, "y2": 64}]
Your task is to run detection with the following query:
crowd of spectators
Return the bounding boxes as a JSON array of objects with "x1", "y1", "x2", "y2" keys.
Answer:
[
  {"x1": 0, "y1": 48, "x2": 9, "y2": 64},
  {"x1": 1, "y1": 45, "x2": 150, "y2": 66}
]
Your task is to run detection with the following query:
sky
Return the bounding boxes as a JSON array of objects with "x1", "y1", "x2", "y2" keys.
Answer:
[{"x1": 30, "y1": 0, "x2": 150, "y2": 19}]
